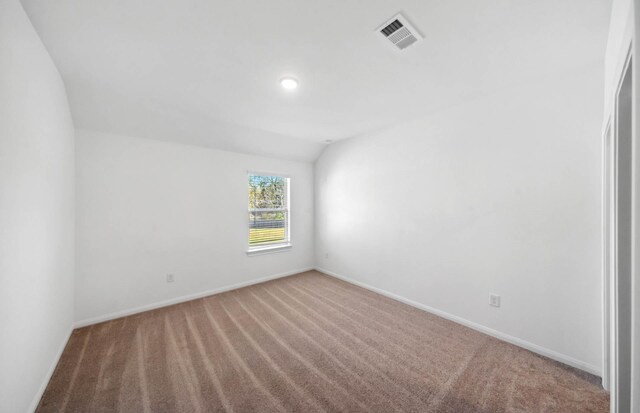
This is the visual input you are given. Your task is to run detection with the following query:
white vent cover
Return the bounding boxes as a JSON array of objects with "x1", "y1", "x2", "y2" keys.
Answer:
[{"x1": 376, "y1": 13, "x2": 423, "y2": 50}]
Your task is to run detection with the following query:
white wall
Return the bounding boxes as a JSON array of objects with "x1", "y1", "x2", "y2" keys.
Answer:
[
  {"x1": 75, "y1": 130, "x2": 314, "y2": 324},
  {"x1": 0, "y1": 1, "x2": 76, "y2": 412},
  {"x1": 315, "y1": 64, "x2": 604, "y2": 374}
]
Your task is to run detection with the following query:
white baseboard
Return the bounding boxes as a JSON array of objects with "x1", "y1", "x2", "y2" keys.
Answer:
[
  {"x1": 29, "y1": 326, "x2": 74, "y2": 413},
  {"x1": 74, "y1": 267, "x2": 314, "y2": 328},
  {"x1": 315, "y1": 267, "x2": 601, "y2": 377}
]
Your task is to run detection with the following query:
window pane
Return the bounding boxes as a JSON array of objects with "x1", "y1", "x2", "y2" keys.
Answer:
[
  {"x1": 249, "y1": 211, "x2": 287, "y2": 245},
  {"x1": 249, "y1": 175, "x2": 287, "y2": 209}
]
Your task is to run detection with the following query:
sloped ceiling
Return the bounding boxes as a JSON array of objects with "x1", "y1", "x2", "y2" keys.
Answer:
[{"x1": 22, "y1": 0, "x2": 610, "y2": 161}]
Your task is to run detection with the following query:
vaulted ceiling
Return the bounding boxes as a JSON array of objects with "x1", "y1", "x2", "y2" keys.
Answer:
[{"x1": 22, "y1": 0, "x2": 610, "y2": 161}]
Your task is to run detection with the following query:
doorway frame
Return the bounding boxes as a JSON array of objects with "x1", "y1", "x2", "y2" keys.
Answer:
[
  {"x1": 603, "y1": 43, "x2": 633, "y2": 413},
  {"x1": 602, "y1": 119, "x2": 612, "y2": 392}
]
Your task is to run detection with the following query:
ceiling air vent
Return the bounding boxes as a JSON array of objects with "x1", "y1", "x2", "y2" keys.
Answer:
[{"x1": 376, "y1": 13, "x2": 423, "y2": 51}]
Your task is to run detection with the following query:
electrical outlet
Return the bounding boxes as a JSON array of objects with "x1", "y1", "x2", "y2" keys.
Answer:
[
  {"x1": 166, "y1": 274, "x2": 174, "y2": 283},
  {"x1": 490, "y1": 294, "x2": 500, "y2": 307}
]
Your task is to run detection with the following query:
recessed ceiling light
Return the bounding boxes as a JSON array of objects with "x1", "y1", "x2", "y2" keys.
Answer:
[{"x1": 280, "y1": 77, "x2": 298, "y2": 90}]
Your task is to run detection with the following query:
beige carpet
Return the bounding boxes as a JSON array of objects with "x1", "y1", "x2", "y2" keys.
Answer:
[{"x1": 37, "y1": 270, "x2": 608, "y2": 412}]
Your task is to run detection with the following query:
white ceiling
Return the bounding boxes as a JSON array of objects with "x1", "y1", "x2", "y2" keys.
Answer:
[{"x1": 21, "y1": 0, "x2": 610, "y2": 161}]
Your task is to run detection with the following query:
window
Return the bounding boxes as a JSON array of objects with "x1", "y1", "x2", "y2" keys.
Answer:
[{"x1": 247, "y1": 174, "x2": 291, "y2": 254}]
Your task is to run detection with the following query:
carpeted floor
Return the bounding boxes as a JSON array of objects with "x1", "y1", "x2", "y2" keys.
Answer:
[{"x1": 37, "y1": 270, "x2": 609, "y2": 412}]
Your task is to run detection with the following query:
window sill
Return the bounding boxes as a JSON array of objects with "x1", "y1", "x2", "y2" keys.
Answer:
[{"x1": 246, "y1": 244, "x2": 292, "y2": 256}]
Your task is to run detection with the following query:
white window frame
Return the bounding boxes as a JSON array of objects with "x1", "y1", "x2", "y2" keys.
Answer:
[{"x1": 246, "y1": 172, "x2": 292, "y2": 255}]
